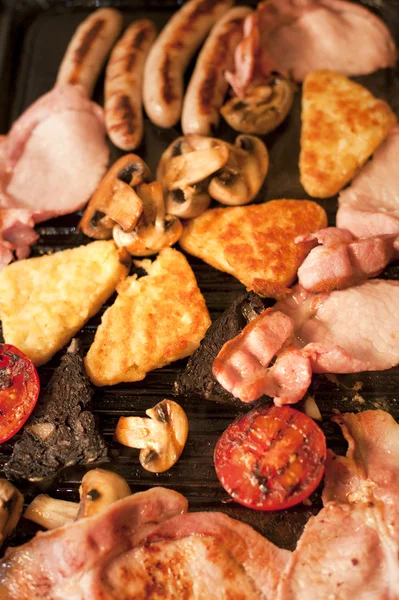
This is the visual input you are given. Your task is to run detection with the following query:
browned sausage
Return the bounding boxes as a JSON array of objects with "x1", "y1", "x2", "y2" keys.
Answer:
[
  {"x1": 143, "y1": 0, "x2": 234, "y2": 129},
  {"x1": 56, "y1": 8, "x2": 123, "y2": 97},
  {"x1": 105, "y1": 19, "x2": 156, "y2": 151},
  {"x1": 182, "y1": 7, "x2": 252, "y2": 136}
]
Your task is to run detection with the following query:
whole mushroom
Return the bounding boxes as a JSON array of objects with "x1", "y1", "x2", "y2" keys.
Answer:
[
  {"x1": 221, "y1": 77, "x2": 296, "y2": 135},
  {"x1": 114, "y1": 399, "x2": 188, "y2": 473},
  {"x1": 77, "y1": 468, "x2": 131, "y2": 519}
]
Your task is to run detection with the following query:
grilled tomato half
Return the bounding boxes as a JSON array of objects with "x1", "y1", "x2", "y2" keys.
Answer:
[
  {"x1": 214, "y1": 405, "x2": 326, "y2": 511},
  {"x1": 0, "y1": 344, "x2": 40, "y2": 443}
]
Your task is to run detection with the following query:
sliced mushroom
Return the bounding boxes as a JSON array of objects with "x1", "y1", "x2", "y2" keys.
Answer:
[
  {"x1": 157, "y1": 135, "x2": 229, "y2": 219},
  {"x1": 0, "y1": 479, "x2": 23, "y2": 545},
  {"x1": 221, "y1": 77, "x2": 296, "y2": 135},
  {"x1": 79, "y1": 154, "x2": 150, "y2": 239},
  {"x1": 77, "y1": 469, "x2": 131, "y2": 519},
  {"x1": 113, "y1": 181, "x2": 182, "y2": 256},
  {"x1": 24, "y1": 495, "x2": 79, "y2": 530},
  {"x1": 114, "y1": 399, "x2": 188, "y2": 473},
  {"x1": 208, "y1": 135, "x2": 269, "y2": 205}
]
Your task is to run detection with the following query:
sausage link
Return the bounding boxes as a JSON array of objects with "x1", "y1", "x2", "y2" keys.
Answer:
[
  {"x1": 105, "y1": 19, "x2": 156, "y2": 151},
  {"x1": 143, "y1": 0, "x2": 234, "y2": 129},
  {"x1": 56, "y1": 8, "x2": 123, "y2": 97},
  {"x1": 182, "y1": 6, "x2": 252, "y2": 136}
]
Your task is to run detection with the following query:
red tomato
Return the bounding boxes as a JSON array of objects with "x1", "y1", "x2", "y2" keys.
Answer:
[
  {"x1": 0, "y1": 344, "x2": 40, "y2": 443},
  {"x1": 214, "y1": 405, "x2": 327, "y2": 511}
]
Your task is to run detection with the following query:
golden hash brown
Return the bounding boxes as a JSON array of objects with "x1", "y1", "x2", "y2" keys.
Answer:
[
  {"x1": 84, "y1": 247, "x2": 211, "y2": 386},
  {"x1": 179, "y1": 200, "x2": 327, "y2": 298},
  {"x1": 300, "y1": 70, "x2": 397, "y2": 198},
  {"x1": 0, "y1": 241, "x2": 129, "y2": 366}
]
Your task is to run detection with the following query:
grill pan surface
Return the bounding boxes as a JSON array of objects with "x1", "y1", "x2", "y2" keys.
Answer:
[{"x1": 0, "y1": 0, "x2": 398, "y2": 552}]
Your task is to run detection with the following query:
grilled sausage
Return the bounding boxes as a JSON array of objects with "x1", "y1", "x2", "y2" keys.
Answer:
[
  {"x1": 143, "y1": 0, "x2": 234, "y2": 129},
  {"x1": 182, "y1": 6, "x2": 252, "y2": 136},
  {"x1": 56, "y1": 8, "x2": 123, "y2": 97},
  {"x1": 105, "y1": 19, "x2": 156, "y2": 150}
]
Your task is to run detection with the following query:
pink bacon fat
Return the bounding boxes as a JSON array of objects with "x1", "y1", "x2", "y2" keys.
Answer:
[
  {"x1": 296, "y1": 227, "x2": 399, "y2": 293},
  {"x1": 213, "y1": 308, "x2": 312, "y2": 405}
]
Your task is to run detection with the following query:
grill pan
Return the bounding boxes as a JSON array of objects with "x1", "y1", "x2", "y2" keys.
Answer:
[{"x1": 0, "y1": 0, "x2": 398, "y2": 552}]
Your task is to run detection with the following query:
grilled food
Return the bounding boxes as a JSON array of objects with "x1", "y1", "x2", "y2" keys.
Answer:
[
  {"x1": 0, "y1": 240, "x2": 129, "y2": 366},
  {"x1": 85, "y1": 248, "x2": 211, "y2": 386},
  {"x1": 179, "y1": 199, "x2": 327, "y2": 297},
  {"x1": 300, "y1": 70, "x2": 397, "y2": 198}
]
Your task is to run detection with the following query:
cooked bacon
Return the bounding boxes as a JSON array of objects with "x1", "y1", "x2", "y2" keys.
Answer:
[
  {"x1": 296, "y1": 227, "x2": 399, "y2": 292},
  {"x1": 337, "y1": 126, "x2": 399, "y2": 238},
  {"x1": 278, "y1": 410, "x2": 399, "y2": 599},
  {"x1": 213, "y1": 309, "x2": 296, "y2": 402},
  {"x1": 227, "y1": 0, "x2": 396, "y2": 96},
  {"x1": 214, "y1": 280, "x2": 399, "y2": 404},
  {"x1": 0, "y1": 488, "x2": 188, "y2": 600}
]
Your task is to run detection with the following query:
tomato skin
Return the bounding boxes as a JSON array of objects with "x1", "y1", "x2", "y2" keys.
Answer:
[
  {"x1": 0, "y1": 344, "x2": 40, "y2": 443},
  {"x1": 214, "y1": 405, "x2": 327, "y2": 511}
]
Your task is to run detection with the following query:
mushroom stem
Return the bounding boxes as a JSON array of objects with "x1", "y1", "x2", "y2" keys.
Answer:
[
  {"x1": 0, "y1": 480, "x2": 23, "y2": 545},
  {"x1": 24, "y1": 495, "x2": 79, "y2": 530}
]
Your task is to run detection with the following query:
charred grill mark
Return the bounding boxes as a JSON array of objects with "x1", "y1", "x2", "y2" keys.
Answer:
[
  {"x1": 133, "y1": 26, "x2": 151, "y2": 50},
  {"x1": 125, "y1": 52, "x2": 137, "y2": 72},
  {"x1": 109, "y1": 95, "x2": 137, "y2": 135},
  {"x1": 199, "y1": 68, "x2": 218, "y2": 113},
  {"x1": 161, "y1": 53, "x2": 176, "y2": 105},
  {"x1": 74, "y1": 19, "x2": 105, "y2": 65}
]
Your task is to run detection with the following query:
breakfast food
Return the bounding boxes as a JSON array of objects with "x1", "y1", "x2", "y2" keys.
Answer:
[
  {"x1": 0, "y1": 240, "x2": 129, "y2": 366},
  {"x1": 85, "y1": 248, "x2": 211, "y2": 386},
  {"x1": 2, "y1": 409, "x2": 398, "y2": 599},
  {"x1": 214, "y1": 405, "x2": 327, "y2": 510},
  {"x1": 179, "y1": 199, "x2": 327, "y2": 297},
  {"x1": 5, "y1": 340, "x2": 107, "y2": 482},
  {"x1": 158, "y1": 134, "x2": 269, "y2": 218},
  {"x1": 181, "y1": 6, "x2": 252, "y2": 136},
  {"x1": 0, "y1": 344, "x2": 40, "y2": 444},
  {"x1": 226, "y1": 0, "x2": 397, "y2": 96},
  {"x1": 337, "y1": 125, "x2": 399, "y2": 237},
  {"x1": 0, "y1": 487, "x2": 188, "y2": 599},
  {"x1": 56, "y1": 8, "x2": 123, "y2": 96},
  {"x1": 115, "y1": 399, "x2": 188, "y2": 473},
  {"x1": 300, "y1": 70, "x2": 397, "y2": 198},
  {"x1": 105, "y1": 19, "x2": 156, "y2": 150},
  {"x1": 174, "y1": 291, "x2": 266, "y2": 403},
  {"x1": 296, "y1": 228, "x2": 399, "y2": 292},
  {"x1": 221, "y1": 75, "x2": 296, "y2": 135},
  {"x1": 0, "y1": 480, "x2": 23, "y2": 547},
  {"x1": 0, "y1": 85, "x2": 109, "y2": 267},
  {"x1": 213, "y1": 279, "x2": 399, "y2": 405},
  {"x1": 279, "y1": 410, "x2": 399, "y2": 598},
  {"x1": 143, "y1": 0, "x2": 234, "y2": 128}
]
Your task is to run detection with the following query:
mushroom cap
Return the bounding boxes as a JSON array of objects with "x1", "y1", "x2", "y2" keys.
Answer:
[
  {"x1": 220, "y1": 78, "x2": 296, "y2": 135},
  {"x1": 114, "y1": 399, "x2": 189, "y2": 473},
  {"x1": 208, "y1": 135, "x2": 269, "y2": 206},
  {"x1": 77, "y1": 468, "x2": 131, "y2": 519}
]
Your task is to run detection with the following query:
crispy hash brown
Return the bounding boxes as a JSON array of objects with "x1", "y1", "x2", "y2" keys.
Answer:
[
  {"x1": 84, "y1": 247, "x2": 211, "y2": 386},
  {"x1": 300, "y1": 70, "x2": 397, "y2": 198},
  {"x1": 179, "y1": 200, "x2": 327, "y2": 298},
  {"x1": 0, "y1": 241, "x2": 129, "y2": 366}
]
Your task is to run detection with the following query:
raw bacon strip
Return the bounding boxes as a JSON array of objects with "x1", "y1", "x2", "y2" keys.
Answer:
[
  {"x1": 296, "y1": 227, "x2": 399, "y2": 292},
  {"x1": 337, "y1": 126, "x2": 399, "y2": 238},
  {"x1": 227, "y1": 0, "x2": 396, "y2": 95}
]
